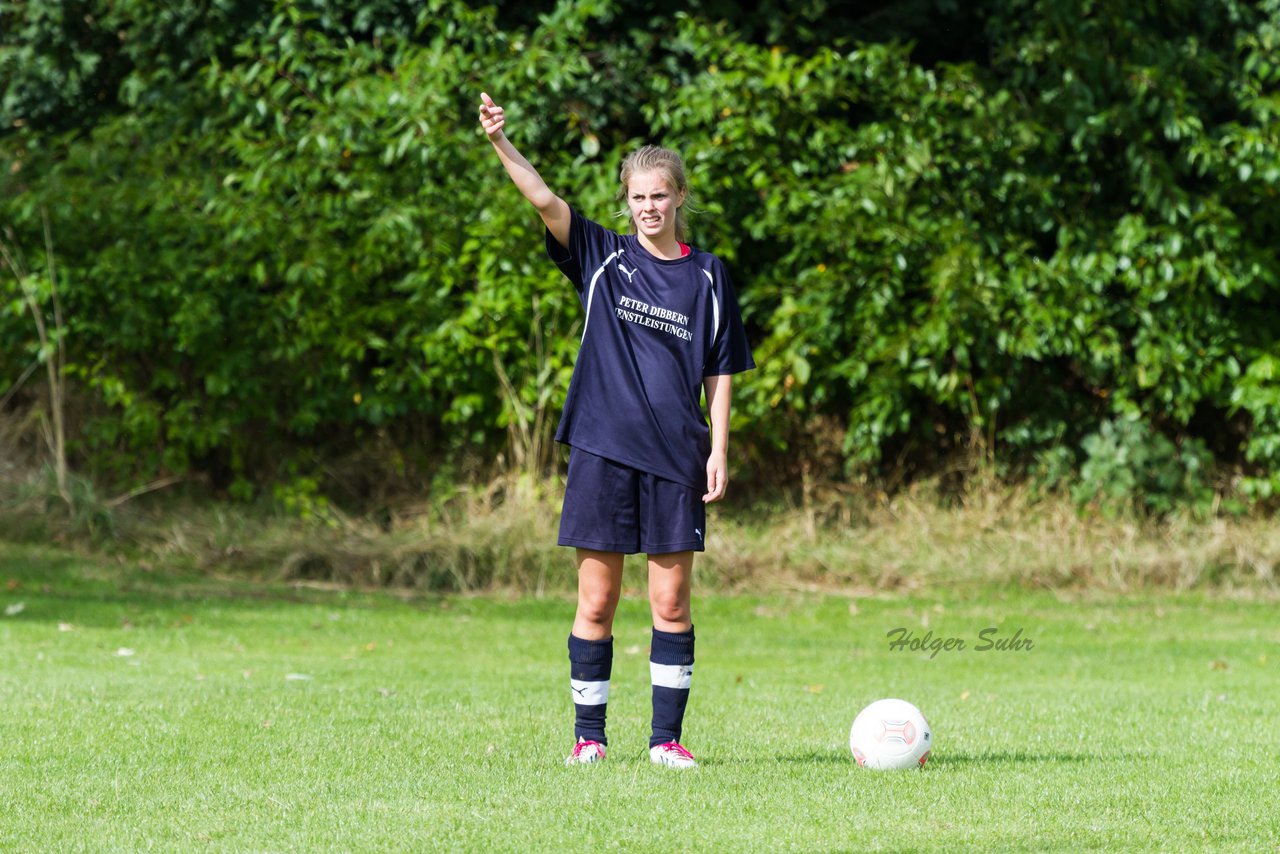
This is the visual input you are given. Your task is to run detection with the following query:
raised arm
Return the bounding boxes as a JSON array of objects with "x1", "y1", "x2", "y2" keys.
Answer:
[{"x1": 479, "y1": 92, "x2": 571, "y2": 248}]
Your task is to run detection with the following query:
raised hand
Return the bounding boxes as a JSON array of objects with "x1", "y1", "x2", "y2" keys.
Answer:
[
  {"x1": 479, "y1": 92, "x2": 506, "y2": 139},
  {"x1": 477, "y1": 90, "x2": 571, "y2": 247}
]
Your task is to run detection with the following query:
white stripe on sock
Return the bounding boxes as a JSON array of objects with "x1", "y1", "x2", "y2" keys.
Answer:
[
  {"x1": 650, "y1": 662, "x2": 693, "y2": 690},
  {"x1": 570, "y1": 679, "x2": 609, "y2": 706}
]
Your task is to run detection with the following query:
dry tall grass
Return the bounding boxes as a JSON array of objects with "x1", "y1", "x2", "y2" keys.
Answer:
[
  {"x1": 703, "y1": 482, "x2": 1280, "y2": 593},
  {"x1": 3, "y1": 457, "x2": 1277, "y2": 594}
]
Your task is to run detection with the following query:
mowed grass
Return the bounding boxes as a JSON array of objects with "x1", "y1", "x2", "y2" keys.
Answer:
[{"x1": 1, "y1": 543, "x2": 1277, "y2": 852}]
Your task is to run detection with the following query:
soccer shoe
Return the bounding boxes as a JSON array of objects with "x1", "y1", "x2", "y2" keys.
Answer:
[
  {"x1": 649, "y1": 741, "x2": 698, "y2": 769},
  {"x1": 565, "y1": 737, "x2": 606, "y2": 766}
]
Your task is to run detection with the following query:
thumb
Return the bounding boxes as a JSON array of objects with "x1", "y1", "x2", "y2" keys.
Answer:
[{"x1": 480, "y1": 92, "x2": 495, "y2": 108}]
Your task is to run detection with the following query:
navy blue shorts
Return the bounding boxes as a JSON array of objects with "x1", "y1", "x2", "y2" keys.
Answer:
[{"x1": 558, "y1": 448, "x2": 706, "y2": 555}]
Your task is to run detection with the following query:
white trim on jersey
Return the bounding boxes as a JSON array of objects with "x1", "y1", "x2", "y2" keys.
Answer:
[
  {"x1": 650, "y1": 662, "x2": 693, "y2": 690},
  {"x1": 582, "y1": 249, "x2": 623, "y2": 343},
  {"x1": 701, "y1": 268, "x2": 720, "y2": 350},
  {"x1": 570, "y1": 679, "x2": 610, "y2": 706}
]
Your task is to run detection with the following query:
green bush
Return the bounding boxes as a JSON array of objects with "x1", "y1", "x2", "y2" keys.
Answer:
[
  {"x1": 1073, "y1": 418, "x2": 1214, "y2": 518},
  {"x1": 2, "y1": 0, "x2": 1278, "y2": 511}
]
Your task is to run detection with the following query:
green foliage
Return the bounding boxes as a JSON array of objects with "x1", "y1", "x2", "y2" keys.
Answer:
[
  {"x1": 272, "y1": 475, "x2": 339, "y2": 526},
  {"x1": 1233, "y1": 353, "x2": 1280, "y2": 500},
  {"x1": 2, "y1": 0, "x2": 1278, "y2": 508},
  {"x1": 1073, "y1": 418, "x2": 1214, "y2": 518},
  {"x1": 0, "y1": 0, "x2": 262, "y2": 133}
]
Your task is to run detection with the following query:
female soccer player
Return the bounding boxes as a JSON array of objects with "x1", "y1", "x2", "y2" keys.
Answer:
[{"x1": 479, "y1": 92, "x2": 754, "y2": 768}]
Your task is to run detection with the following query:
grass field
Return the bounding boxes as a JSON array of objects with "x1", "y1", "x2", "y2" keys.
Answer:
[{"x1": 2, "y1": 541, "x2": 1278, "y2": 851}]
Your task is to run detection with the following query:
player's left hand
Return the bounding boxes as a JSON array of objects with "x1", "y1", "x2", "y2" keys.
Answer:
[{"x1": 704, "y1": 450, "x2": 728, "y2": 503}]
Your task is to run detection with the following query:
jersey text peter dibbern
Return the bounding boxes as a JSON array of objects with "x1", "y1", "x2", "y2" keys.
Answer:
[{"x1": 545, "y1": 208, "x2": 755, "y2": 489}]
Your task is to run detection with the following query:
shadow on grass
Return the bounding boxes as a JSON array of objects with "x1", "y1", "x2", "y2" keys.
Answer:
[
  {"x1": 702, "y1": 749, "x2": 1111, "y2": 767},
  {"x1": 695, "y1": 750, "x2": 854, "y2": 767},
  {"x1": 0, "y1": 543, "x2": 453, "y2": 629},
  {"x1": 933, "y1": 749, "x2": 1108, "y2": 765}
]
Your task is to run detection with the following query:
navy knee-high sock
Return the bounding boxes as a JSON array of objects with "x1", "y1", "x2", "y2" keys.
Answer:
[
  {"x1": 649, "y1": 626, "x2": 695, "y2": 748},
  {"x1": 568, "y1": 634, "x2": 612, "y2": 744}
]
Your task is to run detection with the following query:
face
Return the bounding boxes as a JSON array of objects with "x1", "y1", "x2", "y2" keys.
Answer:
[{"x1": 626, "y1": 169, "x2": 685, "y2": 242}]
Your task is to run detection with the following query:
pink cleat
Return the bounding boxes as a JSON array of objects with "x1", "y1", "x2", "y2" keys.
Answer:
[
  {"x1": 649, "y1": 741, "x2": 698, "y2": 769},
  {"x1": 565, "y1": 737, "x2": 606, "y2": 766}
]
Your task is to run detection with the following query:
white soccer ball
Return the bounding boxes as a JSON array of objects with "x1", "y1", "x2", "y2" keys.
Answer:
[{"x1": 849, "y1": 698, "x2": 932, "y2": 770}]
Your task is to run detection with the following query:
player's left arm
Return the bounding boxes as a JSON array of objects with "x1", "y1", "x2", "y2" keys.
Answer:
[{"x1": 703, "y1": 374, "x2": 733, "y2": 504}]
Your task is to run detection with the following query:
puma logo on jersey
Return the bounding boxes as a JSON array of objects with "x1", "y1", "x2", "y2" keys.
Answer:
[{"x1": 617, "y1": 263, "x2": 638, "y2": 282}]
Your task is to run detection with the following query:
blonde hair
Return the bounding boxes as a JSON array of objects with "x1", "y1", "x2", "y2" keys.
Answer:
[{"x1": 615, "y1": 145, "x2": 694, "y2": 243}]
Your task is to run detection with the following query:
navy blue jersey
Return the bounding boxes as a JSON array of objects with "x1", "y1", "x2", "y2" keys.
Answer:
[{"x1": 545, "y1": 208, "x2": 755, "y2": 489}]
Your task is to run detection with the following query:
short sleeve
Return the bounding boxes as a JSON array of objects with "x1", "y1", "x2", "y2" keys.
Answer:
[
  {"x1": 545, "y1": 224, "x2": 582, "y2": 290},
  {"x1": 545, "y1": 207, "x2": 618, "y2": 295},
  {"x1": 705, "y1": 262, "x2": 755, "y2": 376}
]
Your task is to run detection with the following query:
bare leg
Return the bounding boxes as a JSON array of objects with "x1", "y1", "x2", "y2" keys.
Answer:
[
  {"x1": 573, "y1": 549, "x2": 625, "y2": 641},
  {"x1": 647, "y1": 551, "x2": 694, "y2": 633},
  {"x1": 566, "y1": 549, "x2": 624, "y2": 759},
  {"x1": 646, "y1": 551, "x2": 697, "y2": 760}
]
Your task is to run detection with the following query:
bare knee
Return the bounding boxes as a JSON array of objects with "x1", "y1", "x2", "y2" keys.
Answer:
[
  {"x1": 648, "y1": 552, "x2": 693, "y2": 632},
  {"x1": 649, "y1": 588, "x2": 690, "y2": 628},
  {"x1": 577, "y1": 586, "x2": 620, "y2": 628},
  {"x1": 574, "y1": 550, "x2": 623, "y2": 639}
]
